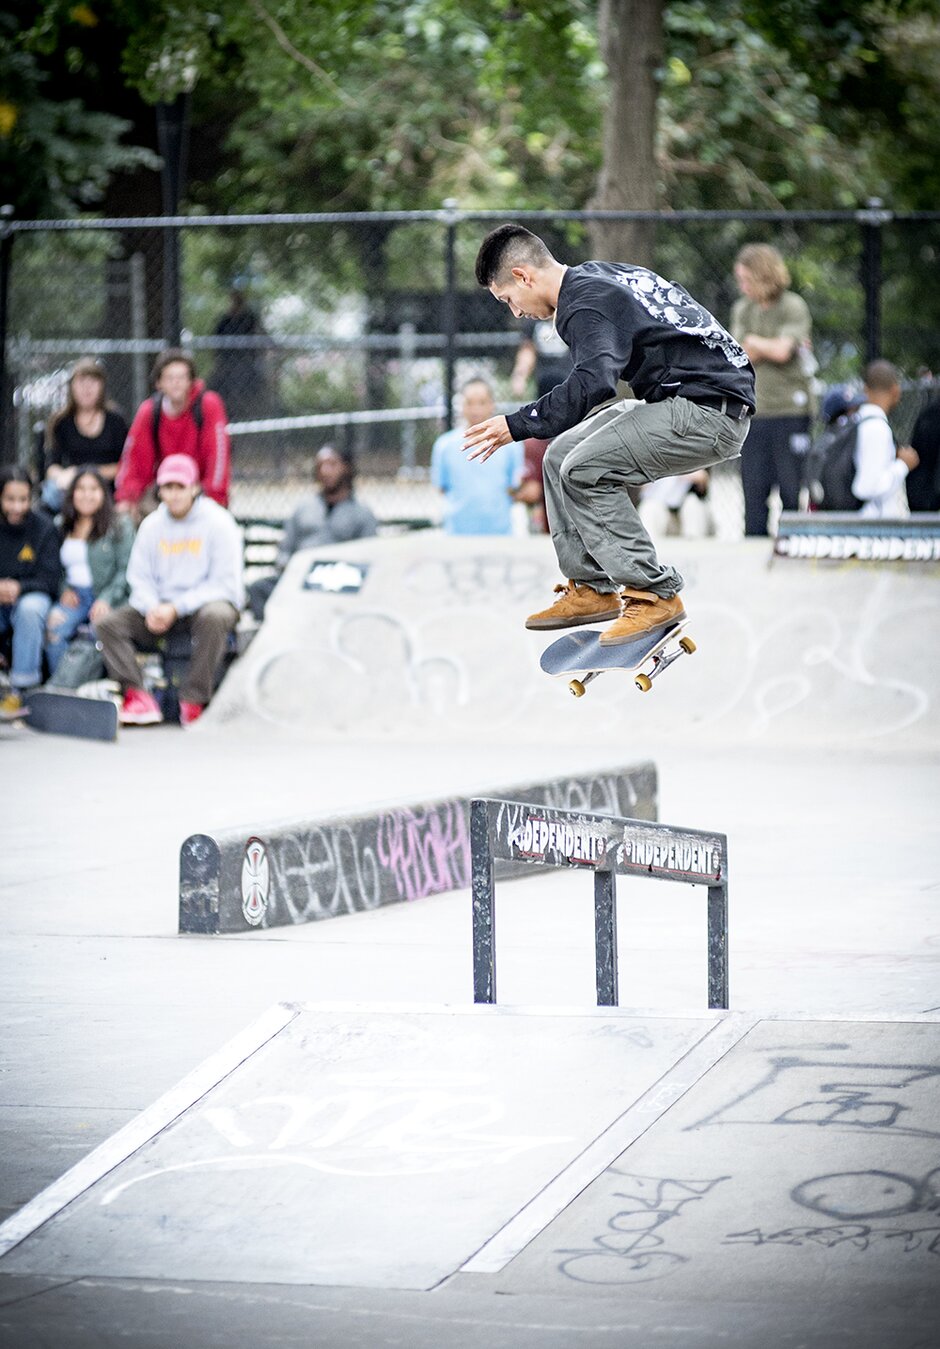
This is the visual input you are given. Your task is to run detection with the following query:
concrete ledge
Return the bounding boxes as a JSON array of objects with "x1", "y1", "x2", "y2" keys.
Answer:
[{"x1": 179, "y1": 762, "x2": 657, "y2": 934}]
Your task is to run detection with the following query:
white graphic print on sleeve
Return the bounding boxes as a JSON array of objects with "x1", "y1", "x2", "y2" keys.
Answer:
[{"x1": 620, "y1": 269, "x2": 750, "y2": 369}]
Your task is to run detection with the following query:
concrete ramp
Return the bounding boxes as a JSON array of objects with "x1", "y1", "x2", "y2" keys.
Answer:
[
  {"x1": 207, "y1": 534, "x2": 940, "y2": 749},
  {"x1": 1, "y1": 1004, "x2": 937, "y2": 1334}
]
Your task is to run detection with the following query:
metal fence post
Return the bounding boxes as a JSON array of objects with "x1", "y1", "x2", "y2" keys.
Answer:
[
  {"x1": 398, "y1": 321, "x2": 417, "y2": 475},
  {"x1": 0, "y1": 207, "x2": 14, "y2": 465},
  {"x1": 129, "y1": 251, "x2": 148, "y2": 408},
  {"x1": 860, "y1": 197, "x2": 889, "y2": 364},
  {"x1": 470, "y1": 798, "x2": 496, "y2": 1004},
  {"x1": 156, "y1": 96, "x2": 190, "y2": 346},
  {"x1": 442, "y1": 199, "x2": 459, "y2": 431},
  {"x1": 594, "y1": 869, "x2": 619, "y2": 1006}
]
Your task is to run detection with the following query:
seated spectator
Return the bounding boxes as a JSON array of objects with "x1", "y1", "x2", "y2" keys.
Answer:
[
  {"x1": 851, "y1": 361, "x2": 919, "y2": 518},
  {"x1": 115, "y1": 349, "x2": 231, "y2": 516},
  {"x1": 247, "y1": 444, "x2": 377, "y2": 620},
  {"x1": 0, "y1": 468, "x2": 60, "y2": 713},
  {"x1": 431, "y1": 378, "x2": 523, "y2": 535},
  {"x1": 44, "y1": 468, "x2": 135, "y2": 681},
  {"x1": 41, "y1": 358, "x2": 127, "y2": 514},
  {"x1": 97, "y1": 454, "x2": 243, "y2": 728},
  {"x1": 906, "y1": 395, "x2": 940, "y2": 512}
]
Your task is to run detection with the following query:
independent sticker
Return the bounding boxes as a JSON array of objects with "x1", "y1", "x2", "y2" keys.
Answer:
[{"x1": 241, "y1": 837, "x2": 270, "y2": 927}]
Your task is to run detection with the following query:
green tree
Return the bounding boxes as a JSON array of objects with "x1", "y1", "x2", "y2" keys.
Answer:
[{"x1": 0, "y1": 5, "x2": 156, "y2": 216}]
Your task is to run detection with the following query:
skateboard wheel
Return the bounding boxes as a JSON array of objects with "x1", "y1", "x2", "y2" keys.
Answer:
[
  {"x1": 569, "y1": 679, "x2": 586, "y2": 698},
  {"x1": 679, "y1": 636, "x2": 697, "y2": 655},
  {"x1": 635, "y1": 673, "x2": 653, "y2": 693}
]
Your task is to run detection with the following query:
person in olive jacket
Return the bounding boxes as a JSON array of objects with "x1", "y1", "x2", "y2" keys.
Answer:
[
  {"x1": 44, "y1": 467, "x2": 135, "y2": 678},
  {"x1": 0, "y1": 467, "x2": 61, "y2": 708}
]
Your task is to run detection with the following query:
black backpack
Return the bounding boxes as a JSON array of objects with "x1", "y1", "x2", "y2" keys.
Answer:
[
  {"x1": 804, "y1": 411, "x2": 881, "y2": 511},
  {"x1": 150, "y1": 390, "x2": 204, "y2": 451}
]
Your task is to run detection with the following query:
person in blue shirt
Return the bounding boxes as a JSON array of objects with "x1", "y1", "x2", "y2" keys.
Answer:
[{"x1": 431, "y1": 378, "x2": 524, "y2": 535}]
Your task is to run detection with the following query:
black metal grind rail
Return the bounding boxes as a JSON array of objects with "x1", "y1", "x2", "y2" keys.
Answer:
[{"x1": 470, "y1": 798, "x2": 729, "y2": 1010}]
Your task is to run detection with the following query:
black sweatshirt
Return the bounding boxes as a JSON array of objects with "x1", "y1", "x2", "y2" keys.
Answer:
[
  {"x1": 0, "y1": 509, "x2": 61, "y2": 597},
  {"x1": 505, "y1": 261, "x2": 756, "y2": 443}
]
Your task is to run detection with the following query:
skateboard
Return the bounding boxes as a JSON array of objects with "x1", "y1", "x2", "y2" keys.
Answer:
[
  {"x1": 540, "y1": 621, "x2": 696, "y2": 697},
  {"x1": 24, "y1": 688, "x2": 119, "y2": 742}
]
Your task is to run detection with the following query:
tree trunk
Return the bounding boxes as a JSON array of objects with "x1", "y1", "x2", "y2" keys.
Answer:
[{"x1": 588, "y1": 0, "x2": 664, "y2": 267}]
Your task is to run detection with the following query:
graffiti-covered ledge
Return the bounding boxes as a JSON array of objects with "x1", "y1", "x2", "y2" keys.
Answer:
[{"x1": 178, "y1": 763, "x2": 657, "y2": 934}]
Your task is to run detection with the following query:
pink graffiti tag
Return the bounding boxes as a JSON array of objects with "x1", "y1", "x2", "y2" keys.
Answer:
[{"x1": 376, "y1": 805, "x2": 471, "y2": 902}]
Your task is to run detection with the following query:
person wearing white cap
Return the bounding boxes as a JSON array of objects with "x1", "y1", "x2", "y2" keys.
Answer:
[{"x1": 96, "y1": 453, "x2": 244, "y2": 727}]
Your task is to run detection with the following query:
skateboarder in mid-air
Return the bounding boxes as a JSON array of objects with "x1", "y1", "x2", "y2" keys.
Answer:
[{"x1": 464, "y1": 225, "x2": 756, "y2": 645}]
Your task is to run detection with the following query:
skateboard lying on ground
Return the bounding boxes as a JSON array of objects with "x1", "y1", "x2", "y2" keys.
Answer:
[
  {"x1": 24, "y1": 688, "x2": 118, "y2": 741},
  {"x1": 540, "y1": 621, "x2": 696, "y2": 697}
]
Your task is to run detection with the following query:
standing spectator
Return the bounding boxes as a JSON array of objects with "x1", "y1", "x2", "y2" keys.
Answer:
[
  {"x1": 431, "y1": 378, "x2": 524, "y2": 535},
  {"x1": 731, "y1": 244, "x2": 815, "y2": 535},
  {"x1": 44, "y1": 468, "x2": 135, "y2": 680},
  {"x1": 906, "y1": 394, "x2": 940, "y2": 512},
  {"x1": 851, "y1": 361, "x2": 918, "y2": 517},
  {"x1": 41, "y1": 357, "x2": 127, "y2": 514},
  {"x1": 115, "y1": 349, "x2": 231, "y2": 515},
  {"x1": 0, "y1": 468, "x2": 60, "y2": 712},
  {"x1": 210, "y1": 282, "x2": 267, "y2": 421},
  {"x1": 511, "y1": 319, "x2": 574, "y2": 401},
  {"x1": 97, "y1": 454, "x2": 243, "y2": 728},
  {"x1": 246, "y1": 445, "x2": 377, "y2": 620}
]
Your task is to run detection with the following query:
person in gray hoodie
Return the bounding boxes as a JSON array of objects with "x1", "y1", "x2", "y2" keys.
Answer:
[{"x1": 96, "y1": 453, "x2": 243, "y2": 727}]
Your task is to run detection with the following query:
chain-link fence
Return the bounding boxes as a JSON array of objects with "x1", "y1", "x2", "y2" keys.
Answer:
[{"x1": 3, "y1": 208, "x2": 939, "y2": 535}]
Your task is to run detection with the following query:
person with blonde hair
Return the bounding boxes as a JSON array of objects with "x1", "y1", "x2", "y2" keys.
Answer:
[
  {"x1": 731, "y1": 243, "x2": 815, "y2": 534},
  {"x1": 42, "y1": 358, "x2": 128, "y2": 513}
]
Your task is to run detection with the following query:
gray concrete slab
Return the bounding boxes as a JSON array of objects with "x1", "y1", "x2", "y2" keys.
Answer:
[
  {"x1": 498, "y1": 1018, "x2": 940, "y2": 1320},
  {"x1": 1, "y1": 1010, "x2": 937, "y2": 1349},
  {"x1": 0, "y1": 1005, "x2": 729, "y2": 1289}
]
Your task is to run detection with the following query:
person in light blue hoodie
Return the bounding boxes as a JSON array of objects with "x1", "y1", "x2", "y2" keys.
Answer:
[{"x1": 95, "y1": 453, "x2": 243, "y2": 727}]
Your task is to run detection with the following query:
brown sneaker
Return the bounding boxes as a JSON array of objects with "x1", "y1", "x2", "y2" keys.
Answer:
[
  {"x1": 599, "y1": 588, "x2": 686, "y2": 646},
  {"x1": 525, "y1": 580, "x2": 622, "y2": 631}
]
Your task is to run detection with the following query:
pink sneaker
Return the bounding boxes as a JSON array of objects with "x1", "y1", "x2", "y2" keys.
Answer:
[
  {"x1": 179, "y1": 700, "x2": 204, "y2": 728},
  {"x1": 119, "y1": 687, "x2": 163, "y2": 725}
]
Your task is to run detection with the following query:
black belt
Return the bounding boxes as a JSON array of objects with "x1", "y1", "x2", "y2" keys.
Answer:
[{"x1": 691, "y1": 395, "x2": 753, "y2": 421}]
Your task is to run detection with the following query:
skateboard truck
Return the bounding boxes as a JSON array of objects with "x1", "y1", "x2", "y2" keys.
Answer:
[{"x1": 570, "y1": 633, "x2": 696, "y2": 696}]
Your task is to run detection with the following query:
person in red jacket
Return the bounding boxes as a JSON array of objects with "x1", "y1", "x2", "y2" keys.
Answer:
[{"x1": 115, "y1": 349, "x2": 231, "y2": 514}]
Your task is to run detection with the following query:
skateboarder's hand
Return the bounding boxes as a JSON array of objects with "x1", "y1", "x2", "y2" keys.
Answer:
[
  {"x1": 60, "y1": 587, "x2": 81, "y2": 609},
  {"x1": 464, "y1": 415, "x2": 512, "y2": 463}
]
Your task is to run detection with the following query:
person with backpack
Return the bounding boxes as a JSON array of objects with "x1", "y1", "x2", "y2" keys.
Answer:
[
  {"x1": 115, "y1": 349, "x2": 231, "y2": 516},
  {"x1": 808, "y1": 364, "x2": 918, "y2": 514},
  {"x1": 850, "y1": 361, "x2": 918, "y2": 516}
]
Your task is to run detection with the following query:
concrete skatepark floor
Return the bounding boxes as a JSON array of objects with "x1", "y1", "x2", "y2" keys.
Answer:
[{"x1": 1, "y1": 536, "x2": 938, "y2": 1347}]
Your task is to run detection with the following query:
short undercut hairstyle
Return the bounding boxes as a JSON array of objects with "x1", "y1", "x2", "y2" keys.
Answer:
[
  {"x1": 475, "y1": 224, "x2": 553, "y2": 288},
  {"x1": 864, "y1": 359, "x2": 901, "y2": 393}
]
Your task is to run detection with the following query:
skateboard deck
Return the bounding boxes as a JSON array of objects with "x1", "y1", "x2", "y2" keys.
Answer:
[
  {"x1": 540, "y1": 621, "x2": 695, "y2": 696},
  {"x1": 24, "y1": 689, "x2": 118, "y2": 741}
]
